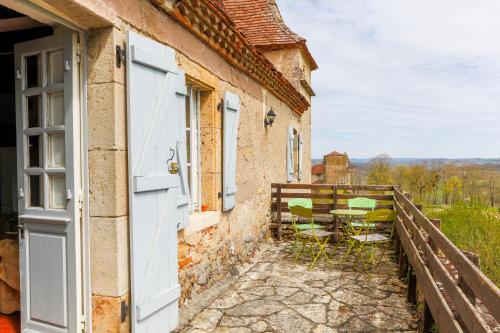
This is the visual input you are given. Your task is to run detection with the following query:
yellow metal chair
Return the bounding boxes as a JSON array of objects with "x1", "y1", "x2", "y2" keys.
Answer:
[
  {"x1": 289, "y1": 204, "x2": 334, "y2": 269},
  {"x1": 344, "y1": 209, "x2": 396, "y2": 270}
]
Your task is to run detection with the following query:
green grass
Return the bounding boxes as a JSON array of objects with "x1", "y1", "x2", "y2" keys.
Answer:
[{"x1": 425, "y1": 203, "x2": 500, "y2": 286}]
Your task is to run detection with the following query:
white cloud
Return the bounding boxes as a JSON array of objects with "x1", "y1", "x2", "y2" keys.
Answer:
[{"x1": 276, "y1": 0, "x2": 500, "y2": 158}]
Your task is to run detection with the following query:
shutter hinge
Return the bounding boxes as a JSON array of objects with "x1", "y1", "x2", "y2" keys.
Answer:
[
  {"x1": 116, "y1": 45, "x2": 126, "y2": 68},
  {"x1": 81, "y1": 315, "x2": 86, "y2": 333},
  {"x1": 76, "y1": 43, "x2": 81, "y2": 64},
  {"x1": 78, "y1": 192, "x2": 84, "y2": 210},
  {"x1": 217, "y1": 99, "x2": 224, "y2": 112},
  {"x1": 121, "y1": 300, "x2": 129, "y2": 323}
]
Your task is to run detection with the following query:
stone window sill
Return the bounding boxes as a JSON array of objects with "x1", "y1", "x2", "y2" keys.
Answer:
[{"x1": 184, "y1": 211, "x2": 220, "y2": 235}]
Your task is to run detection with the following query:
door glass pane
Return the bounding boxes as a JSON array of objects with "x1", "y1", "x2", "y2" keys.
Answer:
[
  {"x1": 47, "y1": 49, "x2": 64, "y2": 85},
  {"x1": 27, "y1": 95, "x2": 41, "y2": 128},
  {"x1": 28, "y1": 136, "x2": 42, "y2": 167},
  {"x1": 47, "y1": 92, "x2": 64, "y2": 126},
  {"x1": 48, "y1": 134, "x2": 65, "y2": 167},
  {"x1": 49, "y1": 175, "x2": 66, "y2": 209},
  {"x1": 26, "y1": 54, "x2": 41, "y2": 88},
  {"x1": 28, "y1": 175, "x2": 43, "y2": 208}
]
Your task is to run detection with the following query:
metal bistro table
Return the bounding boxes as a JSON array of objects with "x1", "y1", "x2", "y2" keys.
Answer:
[{"x1": 329, "y1": 209, "x2": 368, "y2": 243}]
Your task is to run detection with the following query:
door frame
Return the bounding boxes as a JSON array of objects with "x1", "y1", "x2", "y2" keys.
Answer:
[{"x1": 0, "y1": 0, "x2": 92, "y2": 331}]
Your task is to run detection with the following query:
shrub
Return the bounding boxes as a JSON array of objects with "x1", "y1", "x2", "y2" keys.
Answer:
[{"x1": 426, "y1": 202, "x2": 500, "y2": 286}]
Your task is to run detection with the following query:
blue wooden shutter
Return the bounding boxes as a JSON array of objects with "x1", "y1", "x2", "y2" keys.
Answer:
[
  {"x1": 287, "y1": 126, "x2": 294, "y2": 182},
  {"x1": 223, "y1": 91, "x2": 240, "y2": 211},
  {"x1": 176, "y1": 71, "x2": 190, "y2": 230},
  {"x1": 127, "y1": 31, "x2": 180, "y2": 333},
  {"x1": 298, "y1": 133, "x2": 304, "y2": 180}
]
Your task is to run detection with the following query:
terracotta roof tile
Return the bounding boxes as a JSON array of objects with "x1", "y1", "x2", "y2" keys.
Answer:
[
  {"x1": 222, "y1": 0, "x2": 317, "y2": 69},
  {"x1": 311, "y1": 164, "x2": 325, "y2": 175}
]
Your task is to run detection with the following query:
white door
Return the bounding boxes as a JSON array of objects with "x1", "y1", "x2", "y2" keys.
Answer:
[
  {"x1": 127, "y1": 32, "x2": 183, "y2": 332},
  {"x1": 14, "y1": 31, "x2": 82, "y2": 332}
]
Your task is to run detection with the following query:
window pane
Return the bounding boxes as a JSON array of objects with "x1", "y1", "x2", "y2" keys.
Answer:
[
  {"x1": 28, "y1": 136, "x2": 42, "y2": 167},
  {"x1": 49, "y1": 175, "x2": 66, "y2": 209},
  {"x1": 28, "y1": 175, "x2": 43, "y2": 208},
  {"x1": 27, "y1": 95, "x2": 41, "y2": 128},
  {"x1": 48, "y1": 134, "x2": 65, "y2": 167},
  {"x1": 47, "y1": 92, "x2": 64, "y2": 126},
  {"x1": 26, "y1": 54, "x2": 41, "y2": 88},
  {"x1": 47, "y1": 50, "x2": 64, "y2": 85}
]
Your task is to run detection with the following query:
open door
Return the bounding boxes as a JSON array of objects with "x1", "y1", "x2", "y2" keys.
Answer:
[{"x1": 14, "y1": 30, "x2": 82, "y2": 333}]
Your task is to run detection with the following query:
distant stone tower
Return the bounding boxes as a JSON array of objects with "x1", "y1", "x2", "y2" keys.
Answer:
[{"x1": 323, "y1": 151, "x2": 352, "y2": 184}]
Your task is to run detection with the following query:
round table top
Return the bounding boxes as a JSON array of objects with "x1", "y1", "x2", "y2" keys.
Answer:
[{"x1": 330, "y1": 209, "x2": 368, "y2": 216}]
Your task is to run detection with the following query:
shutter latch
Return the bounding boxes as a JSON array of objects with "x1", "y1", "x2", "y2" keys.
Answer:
[
  {"x1": 116, "y1": 45, "x2": 126, "y2": 68},
  {"x1": 217, "y1": 99, "x2": 224, "y2": 112}
]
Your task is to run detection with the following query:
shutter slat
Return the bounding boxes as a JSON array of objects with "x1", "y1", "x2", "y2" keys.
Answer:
[
  {"x1": 223, "y1": 92, "x2": 240, "y2": 211},
  {"x1": 298, "y1": 133, "x2": 303, "y2": 180},
  {"x1": 287, "y1": 126, "x2": 294, "y2": 182}
]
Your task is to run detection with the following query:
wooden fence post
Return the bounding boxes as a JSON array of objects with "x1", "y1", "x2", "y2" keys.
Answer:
[
  {"x1": 422, "y1": 301, "x2": 435, "y2": 333},
  {"x1": 428, "y1": 219, "x2": 441, "y2": 254},
  {"x1": 332, "y1": 185, "x2": 338, "y2": 242},
  {"x1": 407, "y1": 268, "x2": 417, "y2": 305},
  {"x1": 398, "y1": 192, "x2": 412, "y2": 280},
  {"x1": 399, "y1": 251, "x2": 407, "y2": 280},
  {"x1": 276, "y1": 184, "x2": 282, "y2": 241},
  {"x1": 458, "y1": 251, "x2": 479, "y2": 306}
]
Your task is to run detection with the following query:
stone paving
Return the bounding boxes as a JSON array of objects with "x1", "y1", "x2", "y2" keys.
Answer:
[{"x1": 180, "y1": 241, "x2": 418, "y2": 333}]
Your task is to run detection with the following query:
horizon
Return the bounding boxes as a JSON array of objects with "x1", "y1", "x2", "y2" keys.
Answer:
[{"x1": 312, "y1": 156, "x2": 500, "y2": 161}]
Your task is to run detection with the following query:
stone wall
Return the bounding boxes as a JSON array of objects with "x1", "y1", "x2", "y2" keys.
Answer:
[{"x1": 27, "y1": 0, "x2": 313, "y2": 331}]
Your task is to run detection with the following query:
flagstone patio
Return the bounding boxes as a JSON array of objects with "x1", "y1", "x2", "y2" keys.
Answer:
[{"x1": 178, "y1": 241, "x2": 419, "y2": 333}]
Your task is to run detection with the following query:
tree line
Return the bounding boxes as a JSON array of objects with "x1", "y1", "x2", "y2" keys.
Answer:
[{"x1": 355, "y1": 154, "x2": 499, "y2": 207}]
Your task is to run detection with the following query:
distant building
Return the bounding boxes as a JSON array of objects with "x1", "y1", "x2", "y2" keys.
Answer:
[
  {"x1": 312, "y1": 151, "x2": 354, "y2": 184},
  {"x1": 311, "y1": 164, "x2": 325, "y2": 183}
]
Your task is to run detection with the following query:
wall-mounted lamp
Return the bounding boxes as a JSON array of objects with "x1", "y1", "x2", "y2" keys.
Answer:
[{"x1": 264, "y1": 108, "x2": 277, "y2": 127}]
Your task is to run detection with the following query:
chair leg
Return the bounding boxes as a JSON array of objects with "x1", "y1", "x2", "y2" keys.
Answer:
[
  {"x1": 373, "y1": 242, "x2": 388, "y2": 269},
  {"x1": 341, "y1": 239, "x2": 356, "y2": 264},
  {"x1": 309, "y1": 236, "x2": 331, "y2": 269}
]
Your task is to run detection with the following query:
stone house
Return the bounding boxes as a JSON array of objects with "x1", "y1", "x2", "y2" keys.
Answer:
[
  {"x1": 0, "y1": 0, "x2": 315, "y2": 332},
  {"x1": 312, "y1": 151, "x2": 353, "y2": 184}
]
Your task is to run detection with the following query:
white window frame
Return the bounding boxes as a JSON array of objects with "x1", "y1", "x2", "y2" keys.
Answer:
[{"x1": 186, "y1": 85, "x2": 202, "y2": 213}]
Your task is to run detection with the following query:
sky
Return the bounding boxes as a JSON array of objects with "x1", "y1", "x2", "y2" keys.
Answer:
[{"x1": 276, "y1": 0, "x2": 500, "y2": 159}]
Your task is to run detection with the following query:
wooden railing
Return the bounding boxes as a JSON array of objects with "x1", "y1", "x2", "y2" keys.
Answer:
[
  {"x1": 270, "y1": 183, "x2": 500, "y2": 332},
  {"x1": 393, "y1": 186, "x2": 500, "y2": 333}
]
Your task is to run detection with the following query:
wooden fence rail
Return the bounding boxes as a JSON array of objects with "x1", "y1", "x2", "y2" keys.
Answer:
[
  {"x1": 393, "y1": 187, "x2": 500, "y2": 333},
  {"x1": 270, "y1": 183, "x2": 500, "y2": 333}
]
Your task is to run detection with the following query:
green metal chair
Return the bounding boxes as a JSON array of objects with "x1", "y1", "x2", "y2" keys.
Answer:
[
  {"x1": 337, "y1": 197, "x2": 377, "y2": 260},
  {"x1": 287, "y1": 198, "x2": 325, "y2": 231},
  {"x1": 288, "y1": 200, "x2": 333, "y2": 268}
]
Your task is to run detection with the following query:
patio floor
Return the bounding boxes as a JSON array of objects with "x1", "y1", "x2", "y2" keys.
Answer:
[{"x1": 179, "y1": 241, "x2": 418, "y2": 333}]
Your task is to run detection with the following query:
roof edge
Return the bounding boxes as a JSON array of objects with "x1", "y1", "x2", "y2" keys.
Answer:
[{"x1": 151, "y1": 0, "x2": 310, "y2": 115}]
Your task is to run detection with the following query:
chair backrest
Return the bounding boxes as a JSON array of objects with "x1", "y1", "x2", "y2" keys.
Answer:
[
  {"x1": 289, "y1": 204, "x2": 313, "y2": 219},
  {"x1": 348, "y1": 197, "x2": 376, "y2": 210},
  {"x1": 366, "y1": 209, "x2": 396, "y2": 223},
  {"x1": 287, "y1": 198, "x2": 313, "y2": 209}
]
